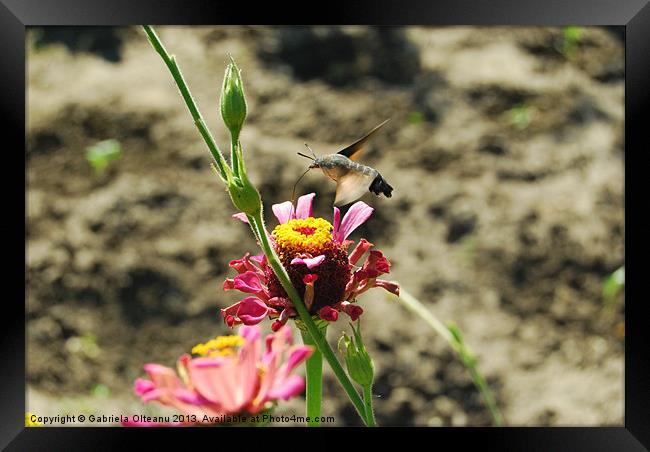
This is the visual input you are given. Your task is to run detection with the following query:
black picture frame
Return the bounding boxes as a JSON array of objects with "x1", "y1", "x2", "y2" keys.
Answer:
[{"x1": 4, "y1": 0, "x2": 649, "y2": 449}]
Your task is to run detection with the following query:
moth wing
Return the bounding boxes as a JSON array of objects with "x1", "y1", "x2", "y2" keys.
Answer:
[
  {"x1": 334, "y1": 169, "x2": 374, "y2": 206},
  {"x1": 320, "y1": 165, "x2": 346, "y2": 182},
  {"x1": 337, "y1": 118, "x2": 390, "y2": 162}
]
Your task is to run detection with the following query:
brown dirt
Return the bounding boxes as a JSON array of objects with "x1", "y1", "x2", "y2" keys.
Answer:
[{"x1": 26, "y1": 26, "x2": 624, "y2": 426}]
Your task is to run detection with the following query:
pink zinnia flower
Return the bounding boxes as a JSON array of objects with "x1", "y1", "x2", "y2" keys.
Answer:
[
  {"x1": 222, "y1": 193, "x2": 400, "y2": 331},
  {"x1": 123, "y1": 325, "x2": 313, "y2": 426}
]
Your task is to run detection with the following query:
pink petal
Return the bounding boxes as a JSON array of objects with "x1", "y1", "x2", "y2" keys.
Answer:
[
  {"x1": 278, "y1": 307, "x2": 296, "y2": 324},
  {"x1": 375, "y1": 257, "x2": 391, "y2": 274},
  {"x1": 134, "y1": 378, "x2": 155, "y2": 396},
  {"x1": 249, "y1": 254, "x2": 265, "y2": 265},
  {"x1": 221, "y1": 301, "x2": 241, "y2": 318},
  {"x1": 272, "y1": 201, "x2": 295, "y2": 224},
  {"x1": 277, "y1": 324, "x2": 294, "y2": 345},
  {"x1": 229, "y1": 253, "x2": 253, "y2": 274},
  {"x1": 232, "y1": 212, "x2": 249, "y2": 224},
  {"x1": 332, "y1": 207, "x2": 341, "y2": 238},
  {"x1": 173, "y1": 388, "x2": 204, "y2": 405},
  {"x1": 269, "y1": 374, "x2": 305, "y2": 400},
  {"x1": 191, "y1": 357, "x2": 229, "y2": 368},
  {"x1": 362, "y1": 250, "x2": 391, "y2": 275},
  {"x1": 335, "y1": 202, "x2": 373, "y2": 242},
  {"x1": 348, "y1": 238, "x2": 373, "y2": 265},
  {"x1": 284, "y1": 346, "x2": 314, "y2": 373},
  {"x1": 345, "y1": 268, "x2": 368, "y2": 293},
  {"x1": 140, "y1": 387, "x2": 165, "y2": 403},
  {"x1": 342, "y1": 303, "x2": 364, "y2": 321},
  {"x1": 252, "y1": 352, "x2": 280, "y2": 410},
  {"x1": 237, "y1": 297, "x2": 271, "y2": 325},
  {"x1": 229, "y1": 253, "x2": 266, "y2": 275},
  {"x1": 189, "y1": 354, "x2": 256, "y2": 413},
  {"x1": 375, "y1": 279, "x2": 400, "y2": 296},
  {"x1": 279, "y1": 324, "x2": 294, "y2": 344},
  {"x1": 232, "y1": 271, "x2": 268, "y2": 298},
  {"x1": 265, "y1": 333, "x2": 275, "y2": 355},
  {"x1": 262, "y1": 325, "x2": 290, "y2": 368},
  {"x1": 295, "y1": 193, "x2": 315, "y2": 219},
  {"x1": 319, "y1": 306, "x2": 339, "y2": 322},
  {"x1": 238, "y1": 325, "x2": 262, "y2": 343},
  {"x1": 143, "y1": 363, "x2": 176, "y2": 381},
  {"x1": 290, "y1": 254, "x2": 325, "y2": 269},
  {"x1": 223, "y1": 278, "x2": 236, "y2": 290},
  {"x1": 266, "y1": 297, "x2": 293, "y2": 309},
  {"x1": 301, "y1": 274, "x2": 318, "y2": 311}
]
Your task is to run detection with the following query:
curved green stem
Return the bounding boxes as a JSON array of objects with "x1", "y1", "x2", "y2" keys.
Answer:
[
  {"x1": 142, "y1": 25, "x2": 229, "y2": 181},
  {"x1": 250, "y1": 210, "x2": 368, "y2": 424},
  {"x1": 300, "y1": 327, "x2": 324, "y2": 426},
  {"x1": 389, "y1": 288, "x2": 504, "y2": 426},
  {"x1": 363, "y1": 385, "x2": 377, "y2": 427}
]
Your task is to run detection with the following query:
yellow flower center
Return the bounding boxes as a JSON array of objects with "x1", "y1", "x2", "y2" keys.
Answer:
[
  {"x1": 191, "y1": 335, "x2": 245, "y2": 357},
  {"x1": 272, "y1": 217, "x2": 333, "y2": 256}
]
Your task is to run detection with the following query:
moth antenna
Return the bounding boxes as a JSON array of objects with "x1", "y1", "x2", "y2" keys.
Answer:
[
  {"x1": 291, "y1": 167, "x2": 313, "y2": 214},
  {"x1": 297, "y1": 152, "x2": 315, "y2": 161},
  {"x1": 304, "y1": 143, "x2": 317, "y2": 159}
]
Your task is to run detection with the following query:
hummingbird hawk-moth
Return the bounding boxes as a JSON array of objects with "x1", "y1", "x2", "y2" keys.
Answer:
[{"x1": 296, "y1": 119, "x2": 393, "y2": 206}]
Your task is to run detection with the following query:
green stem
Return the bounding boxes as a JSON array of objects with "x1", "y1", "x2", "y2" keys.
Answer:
[
  {"x1": 461, "y1": 347, "x2": 503, "y2": 426},
  {"x1": 231, "y1": 135, "x2": 241, "y2": 178},
  {"x1": 390, "y1": 288, "x2": 504, "y2": 426},
  {"x1": 250, "y1": 210, "x2": 369, "y2": 425},
  {"x1": 363, "y1": 385, "x2": 377, "y2": 427},
  {"x1": 142, "y1": 25, "x2": 229, "y2": 181},
  {"x1": 245, "y1": 214, "x2": 262, "y2": 243},
  {"x1": 300, "y1": 328, "x2": 324, "y2": 426}
]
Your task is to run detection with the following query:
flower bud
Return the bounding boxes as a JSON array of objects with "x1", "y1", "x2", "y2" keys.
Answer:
[
  {"x1": 220, "y1": 56, "x2": 247, "y2": 140},
  {"x1": 339, "y1": 322, "x2": 374, "y2": 387},
  {"x1": 227, "y1": 172, "x2": 262, "y2": 217},
  {"x1": 319, "y1": 306, "x2": 339, "y2": 322}
]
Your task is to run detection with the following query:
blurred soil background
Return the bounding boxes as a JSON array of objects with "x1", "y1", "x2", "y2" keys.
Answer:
[{"x1": 26, "y1": 26, "x2": 624, "y2": 426}]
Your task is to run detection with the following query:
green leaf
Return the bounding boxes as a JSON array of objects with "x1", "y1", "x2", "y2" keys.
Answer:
[
  {"x1": 603, "y1": 266, "x2": 624, "y2": 305},
  {"x1": 408, "y1": 111, "x2": 424, "y2": 125},
  {"x1": 446, "y1": 321, "x2": 464, "y2": 344},
  {"x1": 91, "y1": 384, "x2": 110, "y2": 398},
  {"x1": 85, "y1": 139, "x2": 122, "y2": 175},
  {"x1": 564, "y1": 26, "x2": 583, "y2": 43},
  {"x1": 559, "y1": 26, "x2": 584, "y2": 57},
  {"x1": 508, "y1": 104, "x2": 533, "y2": 130}
]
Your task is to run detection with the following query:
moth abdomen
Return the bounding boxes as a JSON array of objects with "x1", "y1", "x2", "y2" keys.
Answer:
[
  {"x1": 369, "y1": 173, "x2": 393, "y2": 198},
  {"x1": 316, "y1": 154, "x2": 355, "y2": 169}
]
